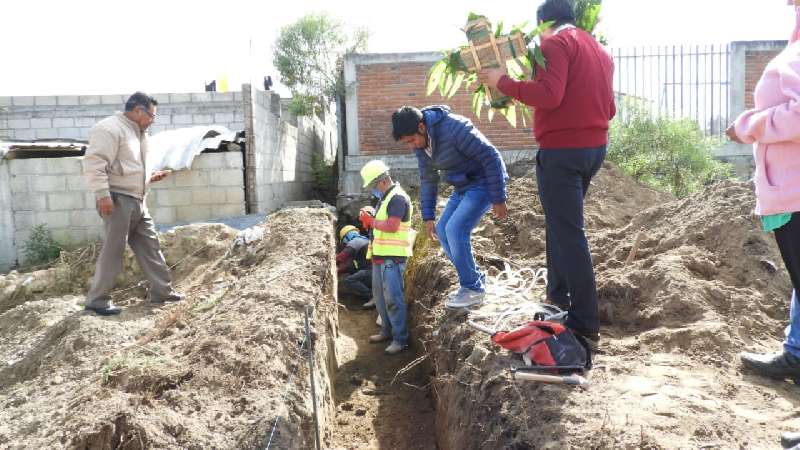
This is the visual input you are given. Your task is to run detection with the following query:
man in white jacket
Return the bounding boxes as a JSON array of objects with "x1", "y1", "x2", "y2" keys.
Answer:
[{"x1": 82, "y1": 92, "x2": 183, "y2": 315}]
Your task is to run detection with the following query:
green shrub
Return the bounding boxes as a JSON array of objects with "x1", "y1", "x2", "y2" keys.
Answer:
[
  {"x1": 608, "y1": 101, "x2": 734, "y2": 197},
  {"x1": 288, "y1": 95, "x2": 318, "y2": 117},
  {"x1": 23, "y1": 224, "x2": 62, "y2": 266}
]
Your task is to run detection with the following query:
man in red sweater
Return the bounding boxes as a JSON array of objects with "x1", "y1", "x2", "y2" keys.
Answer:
[{"x1": 479, "y1": 0, "x2": 615, "y2": 348}]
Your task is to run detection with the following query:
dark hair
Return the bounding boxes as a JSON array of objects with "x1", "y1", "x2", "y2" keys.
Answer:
[
  {"x1": 124, "y1": 91, "x2": 158, "y2": 112},
  {"x1": 391, "y1": 106, "x2": 423, "y2": 141},
  {"x1": 537, "y1": 0, "x2": 576, "y2": 28}
]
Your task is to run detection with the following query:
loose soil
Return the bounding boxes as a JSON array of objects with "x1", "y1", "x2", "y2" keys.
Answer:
[
  {"x1": 407, "y1": 161, "x2": 798, "y2": 449},
  {"x1": 0, "y1": 208, "x2": 338, "y2": 449}
]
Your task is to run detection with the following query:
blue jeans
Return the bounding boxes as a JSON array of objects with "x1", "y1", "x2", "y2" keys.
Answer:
[
  {"x1": 436, "y1": 186, "x2": 492, "y2": 292},
  {"x1": 373, "y1": 259, "x2": 408, "y2": 345},
  {"x1": 340, "y1": 268, "x2": 372, "y2": 300},
  {"x1": 784, "y1": 291, "x2": 800, "y2": 357}
]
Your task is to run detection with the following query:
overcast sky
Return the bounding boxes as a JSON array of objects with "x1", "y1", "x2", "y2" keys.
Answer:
[{"x1": 0, "y1": 0, "x2": 793, "y2": 96}]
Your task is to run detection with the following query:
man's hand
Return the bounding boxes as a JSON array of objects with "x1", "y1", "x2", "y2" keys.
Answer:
[
  {"x1": 492, "y1": 202, "x2": 508, "y2": 220},
  {"x1": 425, "y1": 220, "x2": 438, "y2": 241},
  {"x1": 150, "y1": 170, "x2": 172, "y2": 183},
  {"x1": 96, "y1": 196, "x2": 114, "y2": 217},
  {"x1": 477, "y1": 68, "x2": 507, "y2": 91},
  {"x1": 726, "y1": 123, "x2": 744, "y2": 144}
]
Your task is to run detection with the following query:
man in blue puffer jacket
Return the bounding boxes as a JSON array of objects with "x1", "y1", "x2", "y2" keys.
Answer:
[{"x1": 391, "y1": 105, "x2": 509, "y2": 308}]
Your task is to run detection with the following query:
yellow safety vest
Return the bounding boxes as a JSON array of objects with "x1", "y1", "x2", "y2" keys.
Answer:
[{"x1": 367, "y1": 185, "x2": 415, "y2": 259}]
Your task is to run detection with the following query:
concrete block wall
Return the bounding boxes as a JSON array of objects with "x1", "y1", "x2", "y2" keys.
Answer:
[
  {"x1": 0, "y1": 92, "x2": 246, "y2": 141},
  {"x1": 245, "y1": 86, "x2": 336, "y2": 214},
  {"x1": 0, "y1": 152, "x2": 244, "y2": 268}
]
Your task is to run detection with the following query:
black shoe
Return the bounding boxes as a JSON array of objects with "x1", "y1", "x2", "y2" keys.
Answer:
[
  {"x1": 740, "y1": 351, "x2": 800, "y2": 380},
  {"x1": 84, "y1": 305, "x2": 122, "y2": 316},
  {"x1": 150, "y1": 292, "x2": 185, "y2": 304},
  {"x1": 782, "y1": 432, "x2": 800, "y2": 449}
]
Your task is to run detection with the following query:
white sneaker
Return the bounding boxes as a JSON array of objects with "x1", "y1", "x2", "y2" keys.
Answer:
[
  {"x1": 385, "y1": 341, "x2": 407, "y2": 355},
  {"x1": 445, "y1": 288, "x2": 485, "y2": 309},
  {"x1": 369, "y1": 334, "x2": 390, "y2": 343},
  {"x1": 376, "y1": 314, "x2": 382, "y2": 327},
  {"x1": 362, "y1": 298, "x2": 376, "y2": 309},
  {"x1": 447, "y1": 287, "x2": 466, "y2": 300}
]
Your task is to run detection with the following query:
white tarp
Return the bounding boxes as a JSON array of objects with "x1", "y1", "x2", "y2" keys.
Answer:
[{"x1": 147, "y1": 125, "x2": 237, "y2": 171}]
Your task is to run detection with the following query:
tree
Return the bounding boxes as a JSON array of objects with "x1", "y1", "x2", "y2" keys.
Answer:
[{"x1": 273, "y1": 13, "x2": 368, "y2": 115}]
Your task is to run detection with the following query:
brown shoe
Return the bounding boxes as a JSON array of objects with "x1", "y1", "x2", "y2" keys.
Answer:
[{"x1": 369, "y1": 334, "x2": 390, "y2": 344}]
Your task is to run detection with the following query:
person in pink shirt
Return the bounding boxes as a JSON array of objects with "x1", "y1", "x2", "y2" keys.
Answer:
[{"x1": 730, "y1": 1, "x2": 800, "y2": 388}]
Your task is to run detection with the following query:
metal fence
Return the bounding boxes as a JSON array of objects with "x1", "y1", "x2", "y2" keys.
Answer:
[{"x1": 611, "y1": 44, "x2": 731, "y2": 138}]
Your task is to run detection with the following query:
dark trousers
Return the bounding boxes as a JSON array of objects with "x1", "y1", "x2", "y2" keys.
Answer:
[
  {"x1": 775, "y1": 213, "x2": 800, "y2": 294},
  {"x1": 340, "y1": 268, "x2": 372, "y2": 300},
  {"x1": 536, "y1": 146, "x2": 606, "y2": 335}
]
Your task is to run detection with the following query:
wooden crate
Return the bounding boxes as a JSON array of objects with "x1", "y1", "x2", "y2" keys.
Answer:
[{"x1": 459, "y1": 18, "x2": 529, "y2": 102}]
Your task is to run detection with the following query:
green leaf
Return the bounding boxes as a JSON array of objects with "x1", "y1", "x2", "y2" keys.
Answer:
[
  {"x1": 467, "y1": 12, "x2": 487, "y2": 22},
  {"x1": 447, "y1": 72, "x2": 465, "y2": 98},
  {"x1": 506, "y1": 58, "x2": 524, "y2": 79},
  {"x1": 487, "y1": 107, "x2": 495, "y2": 122},
  {"x1": 426, "y1": 59, "x2": 447, "y2": 96},
  {"x1": 533, "y1": 45, "x2": 546, "y2": 69},
  {"x1": 526, "y1": 20, "x2": 554, "y2": 41},
  {"x1": 494, "y1": 21, "x2": 504, "y2": 38},
  {"x1": 520, "y1": 52, "x2": 533, "y2": 72},
  {"x1": 441, "y1": 72, "x2": 454, "y2": 97}
]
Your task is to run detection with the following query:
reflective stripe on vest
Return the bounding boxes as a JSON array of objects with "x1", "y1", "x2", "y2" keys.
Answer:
[{"x1": 367, "y1": 185, "x2": 414, "y2": 259}]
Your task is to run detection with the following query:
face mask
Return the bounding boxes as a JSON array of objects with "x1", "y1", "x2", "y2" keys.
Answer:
[{"x1": 372, "y1": 188, "x2": 382, "y2": 199}]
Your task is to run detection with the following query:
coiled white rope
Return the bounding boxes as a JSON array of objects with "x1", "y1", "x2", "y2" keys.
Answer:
[{"x1": 467, "y1": 262, "x2": 567, "y2": 333}]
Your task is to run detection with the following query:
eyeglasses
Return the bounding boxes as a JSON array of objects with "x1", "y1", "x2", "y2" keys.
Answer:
[{"x1": 138, "y1": 106, "x2": 156, "y2": 119}]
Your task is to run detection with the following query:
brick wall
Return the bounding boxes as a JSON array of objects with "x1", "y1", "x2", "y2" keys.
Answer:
[
  {"x1": 0, "y1": 152, "x2": 244, "y2": 269},
  {"x1": 744, "y1": 49, "x2": 781, "y2": 110},
  {"x1": 0, "y1": 92, "x2": 246, "y2": 141},
  {"x1": 355, "y1": 61, "x2": 535, "y2": 156}
]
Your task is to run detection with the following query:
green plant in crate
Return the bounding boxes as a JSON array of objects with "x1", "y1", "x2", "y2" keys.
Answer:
[{"x1": 426, "y1": 2, "x2": 603, "y2": 127}]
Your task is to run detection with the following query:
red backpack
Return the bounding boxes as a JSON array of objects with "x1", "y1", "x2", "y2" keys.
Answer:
[{"x1": 491, "y1": 321, "x2": 591, "y2": 372}]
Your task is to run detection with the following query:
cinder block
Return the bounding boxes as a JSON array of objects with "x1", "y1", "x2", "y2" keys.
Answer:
[
  {"x1": 154, "y1": 114, "x2": 170, "y2": 125},
  {"x1": 70, "y1": 209, "x2": 99, "y2": 227},
  {"x1": 211, "y1": 203, "x2": 246, "y2": 218},
  {"x1": 191, "y1": 187, "x2": 227, "y2": 205},
  {"x1": 0, "y1": 97, "x2": 11, "y2": 106},
  {"x1": 13, "y1": 211, "x2": 34, "y2": 231},
  {"x1": 149, "y1": 125, "x2": 166, "y2": 135},
  {"x1": 79, "y1": 96, "x2": 102, "y2": 105},
  {"x1": 15, "y1": 230, "x2": 31, "y2": 250},
  {"x1": 51, "y1": 228, "x2": 86, "y2": 245},
  {"x1": 14, "y1": 129, "x2": 36, "y2": 140},
  {"x1": 53, "y1": 117, "x2": 75, "y2": 127},
  {"x1": 173, "y1": 170, "x2": 208, "y2": 187},
  {"x1": 214, "y1": 112, "x2": 234, "y2": 123},
  {"x1": 176, "y1": 205, "x2": 211, "y2": 222},
  {"x1": 35, "y1": 128, "x2": 58, "y2": 139},
  {"x1": 32, "y1": 117, "x2": 54, "y2": 129},
  {"x1": 224, "y1": 151, "x2": 243, "y2": 168},
  {"x1": 190, "y1": 154, "x2": 220, "y2": 170},
  {"x1": 191, "y1": 93, "x2": 213, "y2": 103},
  {"x1": 173, "y1": 114, "x2": 193, "y2": 125},
  {"x1": 9, "y1": 158, "x2": 46, "y2": 174},
  {"x1": 12, "y1": 96, "x2": 35, "y2": 106},
  {"x1": 9, "y1": 174, "x2": 29, "y2": 194},
  {"x1": 193, "y1": 114, "x2": 213, "y2": 124},
  {"x1": 169, "y1": 93, "x2": 192, "y2": 103},
  {"x1": 156, "y1": 189, "x2": 192, "y2": 206},
  {"x1": 211, "y1": 169, "x2": 243, "y2": 186},
  {"x1": 46, "y1": 158, "x2": 82, "y2": 175},
  {"x1": 226, "y1": 187, "x2": 245, "y2": 203},
  {"x1": 101, "y1": 95, "x2": 124, "y2": 105},
  {"x1": 48, "y1": 192, "x2": 84, "y2": 210},
  {"x1": 76, "y1": 117, "x2": 97, "y2": 127},
  {"x1": 229, "y1": 121, "x2": 245, "y2": 131},
  {"x1": 35, "y1": 96, "x2": 58, "y2": 106},
  {"x1": 151, "y1": 207, "x2": 176, "y2": 225},
  {"x1": 57, "y1": 96, "x2": 80, "y2": 106},
  {"x1": 86, "y1": 226, "x2": 104, "y2": 241},
  {"x1": 150, "y1": 173, "x2": 175, "y2": 188},
  {"x1": 8, "y1": 119, "x2": 31, "y2": 129},
  {"x1": 58, "y1": 128, "x2": 82, "y2": 139},
  {"x1": 35, "y1": 211, "x2": 70, "y2": 228},
  {"x1": 32, "y1": 175, "x2": 66, "y2": 192}
]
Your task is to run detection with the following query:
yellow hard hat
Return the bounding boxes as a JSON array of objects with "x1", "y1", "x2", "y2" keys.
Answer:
[
  {"x1": 360, "y1": 160, "x2": 390, "y2": 188},
  {"x1": 339, "y1": 225, "x2": 359, "y2": 241}
]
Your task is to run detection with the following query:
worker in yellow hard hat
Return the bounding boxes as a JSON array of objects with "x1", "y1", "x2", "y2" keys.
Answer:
[
  {"x1": 359, "y1": 160, "x2": 416, "y2": 355},
  {"x1": 336, "y1": 224, "x2": 374, "y2": 308}
]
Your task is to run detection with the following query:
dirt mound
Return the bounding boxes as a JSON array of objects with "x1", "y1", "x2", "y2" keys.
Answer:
[
  {"x1": 406, "y1": 163, "x2": 796, "y2": 449},
  {"x1": 0, "y1": 209, "x2": 338, "y2": 449}
]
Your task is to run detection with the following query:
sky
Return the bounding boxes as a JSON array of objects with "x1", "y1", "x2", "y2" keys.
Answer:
[{"x1": 0, "y1": 0, "x2": 793, "y2": 97}]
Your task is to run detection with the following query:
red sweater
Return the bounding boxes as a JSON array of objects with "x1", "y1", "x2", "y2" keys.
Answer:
[{"x1": 497, "y1": 27, "x2": 616, "y2": 149}]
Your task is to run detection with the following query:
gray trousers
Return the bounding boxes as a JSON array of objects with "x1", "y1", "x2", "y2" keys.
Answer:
[{"x1": 85, "y1": 193, "x2": 172, "y2": 308}]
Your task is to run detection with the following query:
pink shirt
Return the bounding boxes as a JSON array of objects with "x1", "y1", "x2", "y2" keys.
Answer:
[{"x1": 734, "y1": 20, "x2": 800, "y2": 215}]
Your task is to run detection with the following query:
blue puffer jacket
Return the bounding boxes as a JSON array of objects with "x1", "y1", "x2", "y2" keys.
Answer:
[{"x1": 415, "y1": 105, "x2": 509, "y2": 221}]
